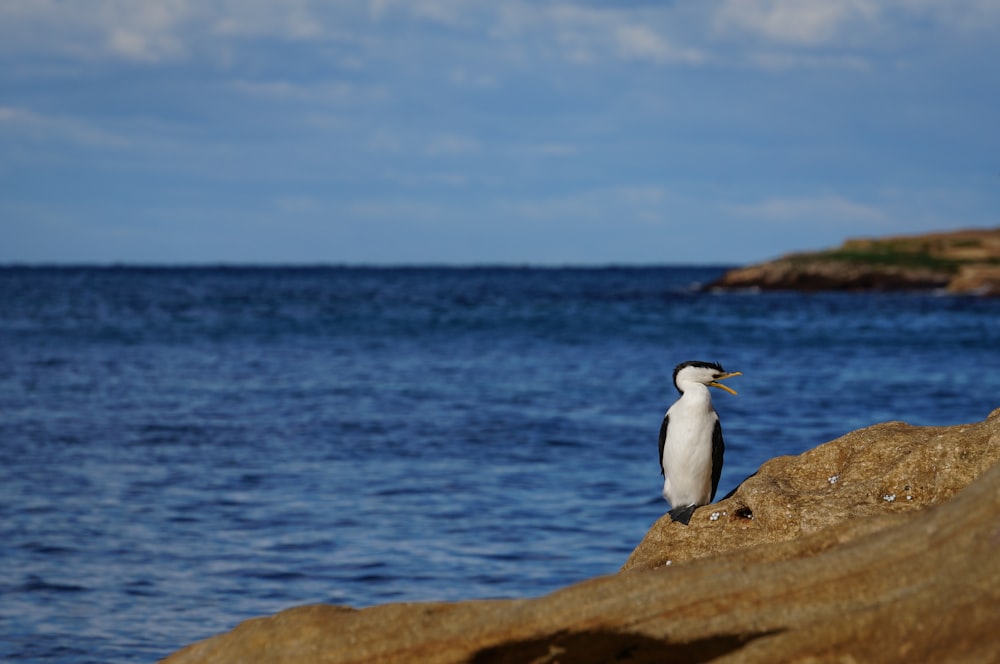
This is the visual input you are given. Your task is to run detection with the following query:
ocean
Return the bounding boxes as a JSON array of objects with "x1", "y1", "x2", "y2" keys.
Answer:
[{"x1": 1, "y1": 266, "x2": 998, "y2": 662}]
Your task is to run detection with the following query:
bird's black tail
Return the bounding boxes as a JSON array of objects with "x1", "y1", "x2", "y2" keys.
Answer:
[{"x1": 668, "y1": 504, "x2": 697, "y2": 525}]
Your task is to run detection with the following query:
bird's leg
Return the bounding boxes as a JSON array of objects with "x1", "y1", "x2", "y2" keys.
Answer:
[{"x1": 668, "y1": 504, "x2": 697, "y2": 525}]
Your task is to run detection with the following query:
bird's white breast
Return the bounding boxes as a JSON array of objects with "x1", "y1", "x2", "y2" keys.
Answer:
[{"x1": 662, "y1": 388, "x2": 718, "y2": 508}]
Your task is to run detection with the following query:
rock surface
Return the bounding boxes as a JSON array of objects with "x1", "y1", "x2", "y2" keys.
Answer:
[
  {"x1": 161, "y1": 409, "x2": 1000, "y2": 664},
  {"x1": 707, "y1": 226, "x2": 1000, "y2": 295}
]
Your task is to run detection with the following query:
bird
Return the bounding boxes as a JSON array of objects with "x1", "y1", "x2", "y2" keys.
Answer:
[{"x1": 658, "y1": 360, "x2": 741, "y2": 525}]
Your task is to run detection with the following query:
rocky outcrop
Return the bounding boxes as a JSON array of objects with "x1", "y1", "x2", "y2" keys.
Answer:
[
  {"x1": 161, "y1": 409, "x2": 1000, "y2": 664},
  {"x1": 708, "y1": 227, "x2": 1000, "y2": 295}
]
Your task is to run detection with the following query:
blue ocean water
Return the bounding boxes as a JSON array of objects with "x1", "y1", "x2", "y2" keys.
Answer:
[{"x1": 1, "y1": 266, "x2": 998, "y2": 662}]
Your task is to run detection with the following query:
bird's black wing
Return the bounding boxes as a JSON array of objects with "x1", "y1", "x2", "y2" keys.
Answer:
[
  {"x1": 710, "y1": 419, "x2": 725, "y2": 501},
  {"x1": 658, "y1": 415, "x2": 669, "y2": 477}
]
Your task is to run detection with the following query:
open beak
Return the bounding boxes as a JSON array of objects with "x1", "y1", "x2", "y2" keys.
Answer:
[{"x1": 709, "y1": 371, "x2": 742, "y2": 396}]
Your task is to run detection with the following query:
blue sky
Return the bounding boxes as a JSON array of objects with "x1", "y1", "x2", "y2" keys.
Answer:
[{"x1": 2, "y1": 1, "x2": 998, "y2": 265}]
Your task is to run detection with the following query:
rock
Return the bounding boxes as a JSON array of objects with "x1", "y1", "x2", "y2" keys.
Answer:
[
  {"x1": 161, "y1": 409, "x2": 1000, "y2": 664},
  {"x1": 707, "y1": 258, "x2": 950, "y2": 292},
  {"x1": 623, "y1": 408, "x2": 1000, "y2": 570},
  {"x1": 707, "y1": 226, "x2": 1000, "y2": 295},
  {"x1": 947, "y1": 264, "x2": 1000, "y2": 296}
]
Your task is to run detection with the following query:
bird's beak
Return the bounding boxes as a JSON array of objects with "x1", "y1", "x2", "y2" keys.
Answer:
[{"x1": 709, "y1": 371, "x2": 742, "y2": 396}]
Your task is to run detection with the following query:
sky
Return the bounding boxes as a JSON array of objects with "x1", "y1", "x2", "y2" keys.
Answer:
[{"x1": 1, "y1": 0, "x2": 998, "y2": 265}]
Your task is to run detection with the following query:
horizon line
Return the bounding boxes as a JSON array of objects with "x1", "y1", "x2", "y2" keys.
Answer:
[{"x1": 0, "y1": 261, "x2": 741, "y2": 270}]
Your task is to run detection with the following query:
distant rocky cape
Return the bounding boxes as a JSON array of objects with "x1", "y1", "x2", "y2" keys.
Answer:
[
  {"x1": 706, "y1": 226, "x2": 1000, "y2": 295},
  {"x1": 162, "y1": 408, "x2": 1000, "y2": 663}
]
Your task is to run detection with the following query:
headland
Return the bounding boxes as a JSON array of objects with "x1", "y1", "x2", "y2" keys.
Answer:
[{"x1": 706, "y1": 226, "x2": 1000, "y2": 295}]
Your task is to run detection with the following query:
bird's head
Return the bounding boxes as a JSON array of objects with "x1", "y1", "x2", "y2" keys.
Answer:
[{"x1": 673, "y1": 360, "x2": 742, "y2": 396}]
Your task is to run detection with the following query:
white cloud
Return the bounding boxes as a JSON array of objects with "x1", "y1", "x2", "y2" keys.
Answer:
[
  {"x1": 0, "y1": 0, "x2": 194, "y2": 62},
  {"x1": 616, "y1": 186, "x2": 667, "y2": 206},
  {"x1": 0, "y1": 0, "x2": 339, "y2": 64},
  {"x1": 107, "y1": 27, "x2": 184, "y2": 62},
  {"x1": 541, "y1": 5, "x2": 706, "y2": 67},
  {"x1": 103, "y1": 1, "x2": 194, "y2": 61},
  {"x1": 425, "y1": 135, "x2": 481, "y2": 156},
  {"x1": 210, "y1": 0, "x2": 328, "y2": 40},
  {"x1": 450, "y1": 67, "x2": 499, "y2": 89},
  {"x1": 510, "y1": 143, "x2": 579, "y2": 157},
  {"x1": 411, "y1": 0, "x2": 468, "y2": 27},
  {"x1": 711, "y1": 0, "x2": 1000, "y2": 53},
  {"x1": 232, "y1": 79, "x2": 388, "y2": 106},
  {"x1": 273, "y1": 195, "x2": 321, "y2": 214},
  {"x1": 713, "y1": 0, "x2": 878, "y2": 46},
  {"x1": 891, "y1": 0, "x2": 1000, "y2": 33},
  {"x1": 0, "y1": 106, "x2": 130, "y2": 148},
  {"x1": 614, "y1": 25, "x2": 705, "y2": 65},
  {"x1": 729, "y1": 194, "x2": 889, "y2": 225},
  {"x1": 501, "y1": 185, "x2": 673, "y2": 227},
  {"x1": 746, "y1": 51, "x2": 871, "y2": 72},
  {"x1": 384, "y1": 170, "x2": 472, "y2": 188}
]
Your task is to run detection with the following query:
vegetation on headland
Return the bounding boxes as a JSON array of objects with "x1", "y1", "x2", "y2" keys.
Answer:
[
  {"x1": 793, "y1": 248, "x2": 963, "y2": 272},
  {"x1": 791, "y1": 231, "x2": 1000, "y2": 272}
]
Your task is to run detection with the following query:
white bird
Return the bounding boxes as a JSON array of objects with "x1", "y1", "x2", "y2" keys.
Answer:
[{"x1": 658, "y1": 361, "x2": 741, "y2": 525}]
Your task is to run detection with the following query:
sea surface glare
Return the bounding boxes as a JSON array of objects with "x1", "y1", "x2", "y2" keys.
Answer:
[{"x1": 1, "y1": 266, "x2": 998, "y2": 662}]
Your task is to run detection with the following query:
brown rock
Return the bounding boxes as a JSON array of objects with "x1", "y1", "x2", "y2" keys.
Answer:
[
  {"x1": 708, "y1": 258, "x2": 951, "y2": 292},
  {"x1": 947, "y1": 264, "x2": 1000, "y2": 296},
  {"x1": 161, "y1": 409, "x2": 1000, "y2": 664}
]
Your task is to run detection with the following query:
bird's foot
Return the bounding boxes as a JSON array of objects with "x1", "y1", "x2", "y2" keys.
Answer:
[{"x1": 668, "y1": 504, "x2": 697, "y2": 525}]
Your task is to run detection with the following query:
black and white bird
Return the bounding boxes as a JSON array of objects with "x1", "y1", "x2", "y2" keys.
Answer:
[{"x1": 658, "y1": 361, "x2": 741, "y2": 525}]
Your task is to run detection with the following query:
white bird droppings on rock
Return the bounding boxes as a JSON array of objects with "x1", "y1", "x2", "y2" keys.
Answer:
[{"x1": 883, "y1": 494, "x2": 896, "y2": 502}]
